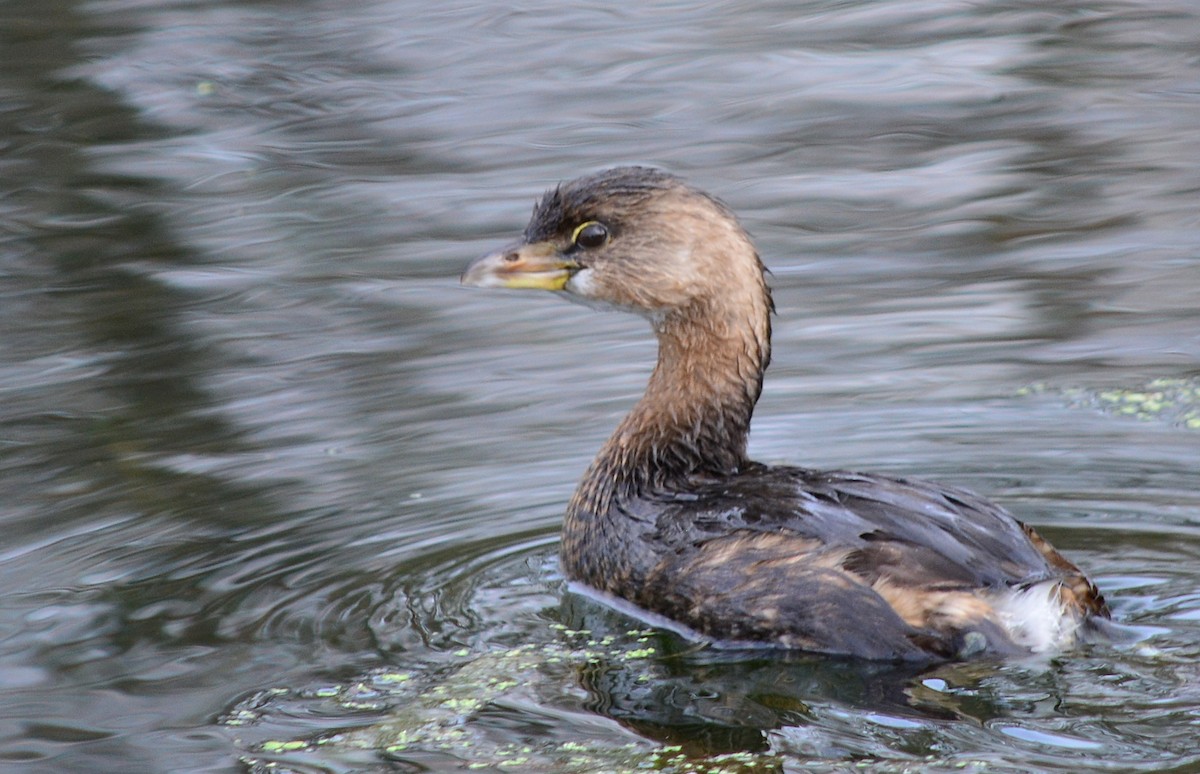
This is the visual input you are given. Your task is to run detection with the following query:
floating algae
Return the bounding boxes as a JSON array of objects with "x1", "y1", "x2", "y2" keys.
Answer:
[
  {"x1": 227, "y1": 625, "x2": 778, "y2": 773},
  {"x1": 1022, "y1": 376, "x2": 1200, "y2": 430}
]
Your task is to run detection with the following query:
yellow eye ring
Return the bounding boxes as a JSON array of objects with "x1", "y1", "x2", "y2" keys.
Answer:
[{"x1": 571, "y1": 221, "x2": 609, "y2": 249}]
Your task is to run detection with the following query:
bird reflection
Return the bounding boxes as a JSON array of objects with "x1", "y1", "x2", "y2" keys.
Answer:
[{"x1": 560, "y1": 588, "x2": 1009, "y2": 759}]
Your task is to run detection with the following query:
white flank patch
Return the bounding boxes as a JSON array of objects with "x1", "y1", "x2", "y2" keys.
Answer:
[{"x1": 990, "y1": 581, "x2": 1081, "y2": 653}]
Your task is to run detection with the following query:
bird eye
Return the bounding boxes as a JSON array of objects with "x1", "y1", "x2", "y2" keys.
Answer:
[{"x1": 571, "y1": 221, "x2": 609, "y2": 249}]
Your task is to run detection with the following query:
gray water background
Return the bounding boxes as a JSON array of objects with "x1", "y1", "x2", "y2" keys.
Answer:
[{"x1": 2, "y1": 0, "x2": 1199, "y2": 771}]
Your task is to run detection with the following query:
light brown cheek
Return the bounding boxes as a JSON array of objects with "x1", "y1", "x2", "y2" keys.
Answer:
[
  {"x1": 643, "y1": 260, "x2": 694, "y2": 306},
  {"x1": 583, "y1": 271, "x2": 630, "y2": 307},
  {"x1": 594, "y1": 267, "x2": 688, "y2": 311}
]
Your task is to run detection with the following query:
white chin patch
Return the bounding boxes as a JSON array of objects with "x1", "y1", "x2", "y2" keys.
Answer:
[
  {"x1": 564, "y1": 267, "x2": 598, "y2": 297},
  {"x1": 562, "y1": 269, "x2": 629, "y2": 313},
  {"x1": 561, "y1": 267, "x2": 665, "y2": 324}
]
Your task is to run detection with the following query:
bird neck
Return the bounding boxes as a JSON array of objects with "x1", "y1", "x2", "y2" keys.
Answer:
[{"x1": 571, "y1": 289, "x2": 772, "y2": 514}]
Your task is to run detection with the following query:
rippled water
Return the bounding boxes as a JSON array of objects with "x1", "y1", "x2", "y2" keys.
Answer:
[{"x1": 2, "y1": 0, "x2": 1199, "y2": 771}]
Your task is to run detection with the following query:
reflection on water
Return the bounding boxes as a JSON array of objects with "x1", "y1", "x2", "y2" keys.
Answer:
[{"x1": 1, "y1": 0, "x2": 1199, "y2": 770}]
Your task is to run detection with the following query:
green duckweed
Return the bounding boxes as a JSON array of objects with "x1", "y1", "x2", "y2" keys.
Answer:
[
  {"x1": 1023, "y1": 376, "x2": 1200, "y2": 430},
  {"x1": 232, "y1": 625, "x2": 775, "y2": 773}
]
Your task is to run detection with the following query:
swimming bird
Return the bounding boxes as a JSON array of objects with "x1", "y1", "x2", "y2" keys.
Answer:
[{"x1": 462, "y1": 166, "x2": 1107, "y2": 660}]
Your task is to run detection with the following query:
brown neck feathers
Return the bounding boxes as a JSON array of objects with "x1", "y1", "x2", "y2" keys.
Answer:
[{"x1": 571, "y1": 287, "x2": 771, "y2": 516}]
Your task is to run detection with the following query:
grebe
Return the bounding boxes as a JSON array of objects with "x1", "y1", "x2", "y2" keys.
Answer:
[{"x1": 462, "y1": 167, "x2": 1107, "y2": 660}]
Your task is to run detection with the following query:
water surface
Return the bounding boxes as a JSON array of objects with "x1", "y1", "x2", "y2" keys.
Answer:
[{"x1": 1, "y1": 0, "x2": 1199, "y2": 771}]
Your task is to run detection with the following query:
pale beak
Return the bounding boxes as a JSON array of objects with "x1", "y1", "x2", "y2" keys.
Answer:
[{"x1": 461, "y1": 241, "x2": 579, "y2": 291}]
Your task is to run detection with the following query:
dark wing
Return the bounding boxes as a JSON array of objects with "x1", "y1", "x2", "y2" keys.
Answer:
[
  {"x1": 620, "y1": 466, "x2": 1106, "y2": 657},
  {"x1": 636, "y1": 527, "x2": 1025, "y2": 660},
  {"x1": 648, "y1": 466, "x2": 1079, "y2": 591}
]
